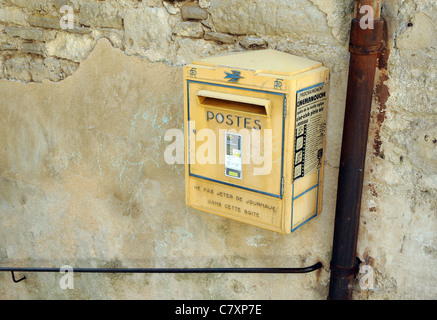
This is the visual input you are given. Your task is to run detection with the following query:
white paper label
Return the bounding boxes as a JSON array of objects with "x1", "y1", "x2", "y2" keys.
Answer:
[
  {"x1": 294, "y1": 83, "x2": 327, "y2": 181},
  {"x1": 225, "y1": 132, "x2": 242, "y2": 179}
]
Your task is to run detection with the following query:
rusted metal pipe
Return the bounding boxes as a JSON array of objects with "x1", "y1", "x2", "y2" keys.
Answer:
[{"x1": 328, "y1": 0, "x2": 384, "y2": 300}]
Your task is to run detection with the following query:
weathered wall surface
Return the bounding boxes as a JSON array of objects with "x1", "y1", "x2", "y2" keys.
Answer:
[{"x1": 0, "y1": 0, "x2": 436, "y2": 299}]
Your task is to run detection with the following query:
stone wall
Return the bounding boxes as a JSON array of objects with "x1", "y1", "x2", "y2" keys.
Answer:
[
  {"x1": 0, "y1": 0, "x2": 436, "y2": 300},
  {"x1": 0, "y1": 0, "x2": 355, "y2": 83}
]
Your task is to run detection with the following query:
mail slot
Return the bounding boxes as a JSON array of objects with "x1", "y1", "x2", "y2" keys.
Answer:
[{"x1": 184, "y1": 49, "x2": 329, "y2": 234}]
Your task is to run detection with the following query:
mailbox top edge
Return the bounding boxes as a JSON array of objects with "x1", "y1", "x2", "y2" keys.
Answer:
[{"x1": 190, "y1": 49, "x2": 323, "y2": 76}]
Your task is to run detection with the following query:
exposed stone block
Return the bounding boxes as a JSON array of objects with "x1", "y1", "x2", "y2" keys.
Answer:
[
  {"x1": 0, "y1": 7, "x2": 27, "y2": 26},
  {"x1": 27, "y1": 56, "x2": 77, "y2": 82},
  {"x1": 52, "y1": 0, "x2": 73, "y2": 10},
  {"x1": 5, "y1": 27, "x2": 45, "y2": 42},
  {"x1": 4, "y1": 54, "x2": 32, "y2": 82},
  {"x1": 176, "y1": 38, "x2": 217, "y2": 66},
  {"x1": 19, "y1": 42, "x2": 45, "y2": 55},
  {"x1": 65, "y1": 26, "x2": 92, "y2": 35},
  {"x1": 199, "y1": 0, "x2": 211, "y2": 9},
  {"x1": 239, "y1": 36, "x2": 267, "y2": 49},
  {"x1": 28, "y1": 13, "x2": 61, "y2": 29},
  {"x1": 209, "y1": 0, "x2": 332, "y2": 40},
  {"x1": 173, "y1": 21, "x2": 204, "y2": 38},
  {"x1": 0, "y1": 43, "x2": 17, "y2": 51},
  {"x1": 7, "y1": 0, "x2": 42, "y2": 11},
  {"x1": 29, "y1": 57, "x2": 50, "y2": 82},
  {"x1": 163, "y1": 1, "x2": 180, "y2": 15},
  {"x1": 78, "y1": 2, "x2": 123, "y2": 29},
  {"x1": 204, "y1": 31, "x2": 235, "y2": 44},
  {"x1": 181, "y1": 4, "x2": 208, "y2": 21},
  {"x1": 46, "y1": 32, "x2": 96, "y2": 62},
  {"x1": 123, "y1": 7, "x2": 171, "y2": 62}
]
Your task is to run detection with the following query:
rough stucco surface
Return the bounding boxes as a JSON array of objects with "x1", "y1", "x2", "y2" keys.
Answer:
[{"x1": 0, "y1": 0, "x2": 436, "y2": 300}]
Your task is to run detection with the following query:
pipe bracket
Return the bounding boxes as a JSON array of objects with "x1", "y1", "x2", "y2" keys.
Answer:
[
  {"x1": 329, "y1": 260, "x2": 360, "y2": 276},
  {"x1": 349, "y1": 43, "x2": 382, "y2": 55}
]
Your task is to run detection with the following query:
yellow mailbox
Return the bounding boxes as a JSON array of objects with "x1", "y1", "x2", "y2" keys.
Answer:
[{"x1": 184, "y1": 49, "x2": 329, "y2": 234}]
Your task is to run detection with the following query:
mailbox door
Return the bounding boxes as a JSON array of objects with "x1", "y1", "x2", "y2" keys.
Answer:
[{"x1": 187, "y1": 80, "x2": 286, "y2": 198}]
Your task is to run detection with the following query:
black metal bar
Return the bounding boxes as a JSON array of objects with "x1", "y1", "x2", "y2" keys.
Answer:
[
  {"x1": 0, "y1": 262, "x2": 323, "y2": 277},
  {"x1": 11, "y1": 271, "x2": 26, "y2": 283}
]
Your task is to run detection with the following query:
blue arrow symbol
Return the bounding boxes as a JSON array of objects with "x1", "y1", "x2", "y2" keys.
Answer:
[{"x1": 224, "y1": 70, "x2": 244, "y2": 83}]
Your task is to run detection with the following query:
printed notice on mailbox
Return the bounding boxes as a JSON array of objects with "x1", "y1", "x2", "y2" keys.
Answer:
[
  {"x1": 225, "y1": 132, "x2": 242, "y2": 179},
  {"x1": 294, "y1": 83, "x2": 327, "y2": 181}
]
